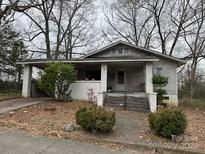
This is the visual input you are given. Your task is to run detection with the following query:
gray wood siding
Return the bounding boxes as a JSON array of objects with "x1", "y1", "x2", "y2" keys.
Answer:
[
  {"x1": 107, "y1": 65, "x2": 145, "y2": 92},
  {"x1": 126, "y1": 67, "x2": 144, "y2": 91},
  {"x1": 153, "y1": 58, "x2": 178, "y2": 95},
  {"x1": 91, "y1": 45, "x2": 152, "y2": 58},
  {"x1": 90, "y1": 43, "x2": 178, "y2": 97}
]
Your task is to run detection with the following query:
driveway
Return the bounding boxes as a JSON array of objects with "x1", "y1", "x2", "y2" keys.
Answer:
[
  {"x1": 0, "y1": 98, "x2": 50, "y2": 114},
  {"x1": 0, "y1": 129, "x2": 147, "y2": 154},
  {"x1": 82, "y1": 110, "x2": 148, "y2": 144}
]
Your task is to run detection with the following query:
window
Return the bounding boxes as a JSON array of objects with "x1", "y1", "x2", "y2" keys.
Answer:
[
  {"x1": 155, "y1": 67, "x2": 163, "y2": 76},
  {"x1": 85, "y1": 70, "x2": 101, "y2": 80},
  {"x1": 116, "y1": 47, "x2": 129, "y2": 55},
  {"x1": 117, "y1": 48, "x2": 124, "y2": 55},
  {"x1": 117, "y1": 71, "x2": 124, "y2": 84},
  {"x1": 123, "y1": 48, "x2": 129, "y2": 53},
  {"x1": 77, "y1": 70, "x2": 101, "y2": 80}
]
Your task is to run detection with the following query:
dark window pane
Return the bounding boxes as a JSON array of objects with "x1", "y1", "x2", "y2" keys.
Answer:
[
  {"x1": 118, "y1": 71, "x2": 124, "y2": 84},
  {"x1": 118, "y1": 48, "x2": 123, "y2": 54},
  {"x1": 85, "y1": 70, "x2": 100, "y2": 80},
  {"x1": 77, "y1": 70, "x2": 100, "y2": 80}
]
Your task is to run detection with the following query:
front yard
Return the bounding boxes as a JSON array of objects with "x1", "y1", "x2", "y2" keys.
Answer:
[
  {"x1": 0, "y1": 91, "x2": 21, "y2": 101},
  {"x1": 0, "y1": 100, "x2": 204, "y2": 151}
]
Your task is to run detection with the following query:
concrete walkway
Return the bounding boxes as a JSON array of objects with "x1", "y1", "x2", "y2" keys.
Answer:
[
  {"x1": 0, "y1": 129, "x2": 146, "y2": 154},
  {"x1": 0, "y1": 98, "x2": 49, "y2": 114}
]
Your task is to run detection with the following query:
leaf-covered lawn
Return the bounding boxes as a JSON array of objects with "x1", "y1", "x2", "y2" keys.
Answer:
[
  {"x1": 0, "y1": 100, "x2": 204, "y2": 151},
  {"x1": 0, "y1": 92, "x2": 21, "y2": 101}
]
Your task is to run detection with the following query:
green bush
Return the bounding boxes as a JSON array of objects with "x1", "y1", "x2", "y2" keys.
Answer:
[
  {"x1": 0, "y1": 80, "x2": 21, "y2": 92},
  {"x1": 148, "y1": 108, "x2": 187, "y2": 139},
  {"x1": 155, "y1": 89, "x2": 167, "y2": 105},
  {"x1": 152, "y1": 75, "x2": 168, "y2": 87},
  {"x1": 152, "y1": 75, "x2": 168, "y2": 104},
  {"x1": 38, "y1": 62, "x2": 76, "y2": 101},
  {"x1": 76, "y1": 107, "x2": 116, "y2": 133}
]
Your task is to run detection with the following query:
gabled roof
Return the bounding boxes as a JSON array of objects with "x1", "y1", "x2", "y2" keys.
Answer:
[{"x1": 81, "y1": 41, "x2": 186, "y2": 66}]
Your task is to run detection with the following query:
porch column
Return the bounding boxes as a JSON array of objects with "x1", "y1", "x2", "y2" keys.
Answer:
[
  {"x1": 100, "y1": 63, "x2": 107, "y2": 93},
  {"x1": 98, "y1": 63, "x2": 107, "y2": 106},
  {"x1": 22, "y1": 64, "x2": 32, "y2": 97},
  {"x1": 145, "y1": 62, "x2": 153, "y2": 93},
  {"x1": 145, "y1": 63, "x2": 157, "y2": 112}
]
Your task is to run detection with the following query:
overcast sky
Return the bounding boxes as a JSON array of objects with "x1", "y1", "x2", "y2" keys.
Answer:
[
  {"x1": 11, "y1": 0, "x2": 205, "y2": 71},
  {"x1": 12, "y1": 0, "x2": 111, "y2": 59}
]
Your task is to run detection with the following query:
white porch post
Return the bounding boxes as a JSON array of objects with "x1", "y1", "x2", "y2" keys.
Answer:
[
  {"x1": 98, "y1": 63, "x2": 107, "y2": 106},
  {"x1": 145, "y1": 63, "x2": 153, "y2": 93},
  {"x1": 101, "y1": 63, "x2": 107, "y2": 93},
  {"x1": 145, "y1": 63, "x2": 157, "y2": 112},
  {"x1": 22, "y1": 64, "x2": 32, "y2": 97}
]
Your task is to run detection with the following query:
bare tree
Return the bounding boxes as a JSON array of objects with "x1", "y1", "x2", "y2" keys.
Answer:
[
  {"x1": 22, "y1": 0, "x2": 96, "y2": 59},
  {"x1": 51, "y1": 0, "x2": 95, "y2": 59},
  {"x1": 182, "y1": 0, "x2": 205, "y2": 100},
  {"x1": 23, "y1": 0, "x2": 55, "y2": 59},
  {"x1": 146, "y1": 0, "x2": 197, "y2": 56},
  {"x1": 103, "y1": 0, "x2": 156, "y2": 49},
  {"x1": 0, "y1": 0, "x2": 42, "y2": 26}
]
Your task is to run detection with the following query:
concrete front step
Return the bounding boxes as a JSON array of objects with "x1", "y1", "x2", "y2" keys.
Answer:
[
  {"x1": 105, "y1": 105, "x2": 150, "y2": 112},
  {"x1": 106, "y1": 105, "x2": 149, "y2": 110},
  {"x1": 106, "y1": 102, "x2": 149, "y2": 108},
  {"x1": 105, "y1": 94, "x2": 150, "y2": 112},
  {"x1": 106, "y1": 97, "x2": 147, "y2": 102}
]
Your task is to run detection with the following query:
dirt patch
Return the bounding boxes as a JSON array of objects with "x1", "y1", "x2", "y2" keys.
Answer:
[{"x1": 0, "y1": 101, "x2": 204, "y2": 151}]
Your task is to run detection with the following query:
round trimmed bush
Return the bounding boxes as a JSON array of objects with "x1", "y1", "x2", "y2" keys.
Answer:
[
  {"x1": 148, "y1": 108, "x2": 187, "y2": 139},
  {"x1": 75, "y1": 107, "x2": 116, "y2": 133}
]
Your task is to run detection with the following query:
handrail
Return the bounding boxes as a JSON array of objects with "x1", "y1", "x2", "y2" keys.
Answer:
[{"x1": 124, "y1": 90, "x2": 126, "y2": 110}]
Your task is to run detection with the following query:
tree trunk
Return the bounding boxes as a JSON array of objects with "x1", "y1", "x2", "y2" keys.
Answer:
[
  {"x1": 188, "y1": 62, "x2": 197, "y2": 102},
  {"x1": 45, "y1": 20, "x2": 51, "y2": 59}
]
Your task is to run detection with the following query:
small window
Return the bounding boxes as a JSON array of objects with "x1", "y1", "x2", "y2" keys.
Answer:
[
  {"x1": 155, "y1": 67, "x2": 163, "y2": 75},
  {"x1": 117, "y1": 48, "x2": 124, "y2": 55},
  {"x1": 123, "y1": 48, "x2": 129, "y2": 53}
]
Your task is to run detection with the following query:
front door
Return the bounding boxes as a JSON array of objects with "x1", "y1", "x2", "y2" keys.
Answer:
[{"x1": 115, "y1": 70, "x2": 126, "y2": 91}]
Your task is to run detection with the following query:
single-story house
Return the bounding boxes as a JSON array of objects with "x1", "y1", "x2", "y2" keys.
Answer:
[{"x1": 18, "y1": 41, "x2": 186, "y2": 112}]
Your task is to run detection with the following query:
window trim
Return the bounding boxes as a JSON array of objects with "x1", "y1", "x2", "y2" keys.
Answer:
[
  {"x1": 117, "y1": 48, "x2": 124, "y2": 55},
  {"x1": 154, "y1": 67, "x2": 164, "y2": 76}
]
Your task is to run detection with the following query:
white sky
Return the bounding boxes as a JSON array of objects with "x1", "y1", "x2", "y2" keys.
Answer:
[{"x1": 11, "y1": 0, "x2": 205, "y2": 73}]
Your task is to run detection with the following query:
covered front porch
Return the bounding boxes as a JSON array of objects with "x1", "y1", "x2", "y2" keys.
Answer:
[{"x1": 19, "y1": 59, "x2": 157, "y2": 112}]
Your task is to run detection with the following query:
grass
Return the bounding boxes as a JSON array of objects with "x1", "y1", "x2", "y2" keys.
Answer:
[{"x1": 0, "y1": 91, "x2": 21, "y2": 101}]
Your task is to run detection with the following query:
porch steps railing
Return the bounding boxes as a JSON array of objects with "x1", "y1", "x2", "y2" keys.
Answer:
[{"x1": 104, "y1": 92, "x2": 150, "y2": 112}]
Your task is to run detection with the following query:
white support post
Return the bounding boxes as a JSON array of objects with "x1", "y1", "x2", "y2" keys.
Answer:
[
  {"x1": 100, "y1": 63, "x2": 107, "y2": 93},
  {"x1": 22, "y1": 64, "x2": 32, "y2": 97},
  {"x1": 145, "y1": 63, "x2": 153, "y2": 93},
  {"x1": 97, "y1": 63, "x2": 107, "y2": 106},
  {"x1": 148, "y1": 93, "x2": 157, "y2": 112},
  {"x1": 145, "y1": 63, "x2": 157, "y2": 112}
]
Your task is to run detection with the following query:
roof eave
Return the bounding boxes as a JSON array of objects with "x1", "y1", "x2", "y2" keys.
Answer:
[{"x1": 17, "y1": 58, "x2": 159, "y2": 65}]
